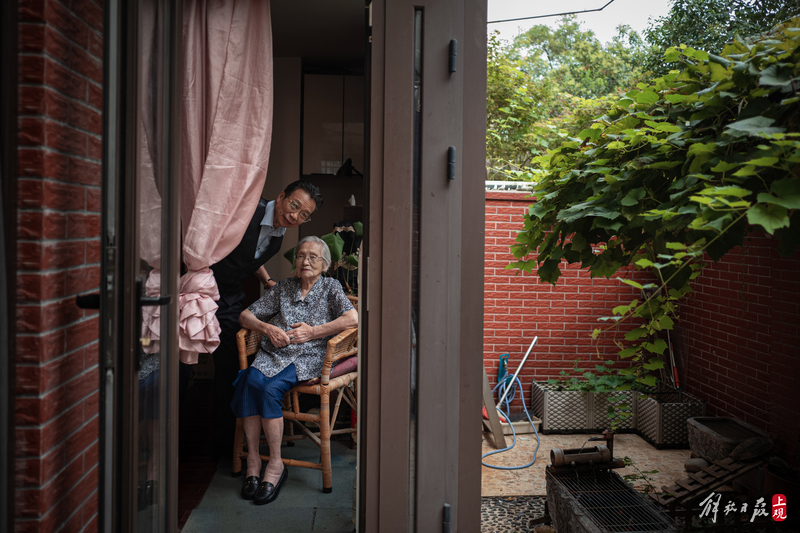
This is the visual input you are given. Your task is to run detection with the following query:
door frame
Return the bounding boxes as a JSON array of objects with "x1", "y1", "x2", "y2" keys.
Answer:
[
  {"x1": 360, "y1": 0, "x2": 486, "y2": 530},
  {"x1": 0, "y1": 0, "x2": 19, "y2": 530},
  {"x1": 101, "y1": 0, "x2": 182, "y2": 530}
]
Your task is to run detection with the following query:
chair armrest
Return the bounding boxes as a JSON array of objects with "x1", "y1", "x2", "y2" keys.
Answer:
[
  {"x1": 320, "y1": 328, "x2": 358, "y2": 385},
  {"x1": 236, "y1": 328, "x2": 262, "y2": 371}
]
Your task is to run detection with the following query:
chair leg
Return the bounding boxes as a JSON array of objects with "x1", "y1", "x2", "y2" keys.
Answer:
[
  {"x1": 320, "y1": 387, "x2": 332, "y2": 493},
  {"x1": 232, "y1": 417, "x2": 245, "y2": 476}
]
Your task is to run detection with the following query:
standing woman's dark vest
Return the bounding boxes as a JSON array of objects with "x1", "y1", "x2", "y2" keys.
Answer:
[{"x1": 210, "y1": 198, "x2": 284, "y2": 311}]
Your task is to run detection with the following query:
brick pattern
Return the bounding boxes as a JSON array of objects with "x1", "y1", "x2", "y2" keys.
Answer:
[
  {"x1": 676, "y1": 236, "x2": 800, "y2": 461},
  {"x1": 16, "y1": 1, "x2": 103, "y2": 531},
  {"x1": 483, "y1": 192, "x2": 652, "y2": 407}
]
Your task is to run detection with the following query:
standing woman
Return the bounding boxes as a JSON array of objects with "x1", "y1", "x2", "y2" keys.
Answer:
[{"x1": 231, "y1": 236, "x2": 357, "y2": 505}]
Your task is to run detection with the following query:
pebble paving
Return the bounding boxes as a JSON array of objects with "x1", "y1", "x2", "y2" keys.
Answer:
[{"x1": 480, "y1": 496, "x2": 546, "y2": 533}]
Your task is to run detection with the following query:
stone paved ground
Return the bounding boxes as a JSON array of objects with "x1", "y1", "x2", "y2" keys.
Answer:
[
  {"x1": 481, "y1": 431, "x2": 691, "y2": 496},
  {"x1": 481, "y1": 496, "x2": 546, "y2": 533}
]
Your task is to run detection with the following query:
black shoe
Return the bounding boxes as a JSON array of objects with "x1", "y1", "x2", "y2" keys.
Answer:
[
  {"x1": 253, "y1": 466, "x2": 288, "y2": 505},
  {"x1": 241, "y1": 476, "x2": 260, "y2": 500}
]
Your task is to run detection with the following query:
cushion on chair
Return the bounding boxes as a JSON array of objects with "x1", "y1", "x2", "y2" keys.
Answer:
[{"x1": 301, "y1": 356, "x2": 358, "y2": 386}]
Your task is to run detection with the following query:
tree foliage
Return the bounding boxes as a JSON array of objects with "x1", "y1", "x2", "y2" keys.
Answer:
[
  {"x1": 509, "y1": 19, "x2": 800, "y2": 387},
  {"x1": 511, "y1": 17, "x2": 647, "y2": 99},
  {"x1": 644, "y1": 0, "x2": 800, "y2": 75},
  {"x1": 487, "y1": 17, "x2": 647, "y2": 180}
]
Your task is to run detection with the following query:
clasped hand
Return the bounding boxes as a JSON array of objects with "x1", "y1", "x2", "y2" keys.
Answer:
[
  {"x1": 265, "y1": 322, "x2": 315, "y2": 348},
  {"x1": 287, "y1": 322, "x2": 315, "y2": 344}
]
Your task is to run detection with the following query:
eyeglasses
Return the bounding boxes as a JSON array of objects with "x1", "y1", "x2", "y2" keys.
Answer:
[
  {"x1": 296, "y1": 254, "x2": 324, "y2": 264},
  {"x1": 287, "y1": 199, "x2": 312, "y2": 223}
]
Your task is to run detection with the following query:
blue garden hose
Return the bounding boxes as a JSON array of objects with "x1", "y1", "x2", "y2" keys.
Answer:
[{"x1": 481, "y1": 375, "x2": 541, "y2": 470}]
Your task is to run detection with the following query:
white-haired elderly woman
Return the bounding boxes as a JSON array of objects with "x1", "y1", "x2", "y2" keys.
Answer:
[{"x1": 231, "y1": 236, "x2": 357, "y2": 505}]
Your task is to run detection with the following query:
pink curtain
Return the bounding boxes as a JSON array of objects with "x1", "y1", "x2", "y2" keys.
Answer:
[{"x1": 142, "y1": 0, "x2": 274, "y2": 364}]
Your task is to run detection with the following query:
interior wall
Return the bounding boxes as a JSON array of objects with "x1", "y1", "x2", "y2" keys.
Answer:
[
  {"x1": 300, "y1": 176, "x2": 365, "y2": 240},
  {"x1": 263, "y1": 57, "x2": 302, "y2": 283},
  {"x1": 262, "y1": 58, "x2": 366, "y2": 280}
]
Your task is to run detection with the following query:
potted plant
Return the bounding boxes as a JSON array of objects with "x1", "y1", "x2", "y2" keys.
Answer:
[{"x1": 532, "y1": 362, "x2": 637, "y2": 433}]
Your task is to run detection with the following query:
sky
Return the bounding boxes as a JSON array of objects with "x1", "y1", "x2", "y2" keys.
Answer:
[{"x1": 487, "y1": 0, "x2": 674, "y2": 45}]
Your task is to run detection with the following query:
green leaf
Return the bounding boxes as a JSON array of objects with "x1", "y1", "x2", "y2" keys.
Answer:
[
  {"x1": 725, "y1": 116, "x2": 786, "y2": 137},
  {"x1": 769, "y1": 179, "x2": 800, "y2": 209},
  {"x1": 621, "y1": 188, "x2": 646, "y2": 206},
  {"x1": 635, "y1": 258, "x2": 654, "y2": 268},
  {"x1": 637, "y1": 375, "x2": 658, "y2": 387},
  {"x1": 537, "y1": 259, "x2": 562, "y2": 285},
  {"x1": 759, "y1": 65, "x2": 793, "y2": 86},
  {"x1": 658, "y1": 315, "x2": 675, "y2": 329},
  {"x1": 711, "y1": 161, "x2": 739, "y2": 173},
  {"x1": 643, "y1": 357, "x2": 666, "y2": 371},
  {"x1": 618, "y1": 347, "x2": 638, "y2": 358},
  {"x1": 645, "y1": 161, "x2": 682, "y2": 169},
  {"x1": 635, "y1": 91, "x2": 659, "y2": 105},
  {"x1": 709, "y1": 61, "x2": 729, "y2": 82},
  {"x1": 747, "y1": 157, "x2": 779, "y2": 167},
  {"x1": 618, "y1": 278, "x2": 643, "y2": 290},
  {"x1": 624, "y1": 328, "x2": 647, "y2": 341},
  {"x1": 643, "y1": 339, "x2": 668, "y2": 355},
  {"x1": 746, "y1": 204, "x2": 790, "y2": 234},
  {"x1": 665, "y1": 94, "x2": 686, "y2": 104}
]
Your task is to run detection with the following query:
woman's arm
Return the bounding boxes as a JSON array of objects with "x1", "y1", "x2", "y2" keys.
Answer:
[
  {"x1": 239, "y1": 308, "x2": 291, "y2": 348},
  {"x1": 288, "y1": 309, "x2": 357, "y2": 345}
]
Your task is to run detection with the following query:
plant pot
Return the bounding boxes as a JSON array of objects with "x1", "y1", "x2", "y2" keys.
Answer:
[
  {"x1": 687, "y1": 417, "x2": 770, "y2": 463},
  {"x1": 636, "y1": 385, "x2": 705, "y2": 449},
  {"x1": 530, "y1": 381, "x2": 590, "y2": 434},
  {"x1": 530, "y1": 381, "x2": 638, "y2": 434},
  {"x1": 592, "y1": 390, "x2": 636, "y2": 432}
]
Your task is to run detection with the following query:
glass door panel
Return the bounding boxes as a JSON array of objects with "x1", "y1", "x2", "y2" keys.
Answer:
[{"x1": 101, "y1": 0, "x2": 180, "y2": 531}]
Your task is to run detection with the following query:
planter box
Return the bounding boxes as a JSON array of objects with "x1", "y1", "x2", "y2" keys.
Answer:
[
  {"x1": 687, "y1": 417, "x2": 770, "y2": 463},
  {"x1": 592, "y1": 390, "x2": 636, "y2": 432},
  {"x1": 530, "y1": 381, "x2": 591, "y2": 433},
  {"x1": 530, "y1": 382, "x2": 637, "y2": 434},
  {"x1": 636, "y1": 386, "x2": 705, "y2": 448}
]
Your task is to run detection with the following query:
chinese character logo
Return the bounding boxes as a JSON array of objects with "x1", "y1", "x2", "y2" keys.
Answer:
[{"x1": 772, "y1": 494, "x2": 787, "y2": 522}]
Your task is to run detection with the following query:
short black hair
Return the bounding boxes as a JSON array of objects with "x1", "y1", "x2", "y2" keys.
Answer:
[{"x1": 283, "y1": 180, "x2": 323, "y2": 212}]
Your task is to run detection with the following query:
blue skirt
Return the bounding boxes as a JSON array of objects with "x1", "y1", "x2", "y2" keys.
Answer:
[{"x1": 230, "y1": 363, "x2": 298, "y2": 419}]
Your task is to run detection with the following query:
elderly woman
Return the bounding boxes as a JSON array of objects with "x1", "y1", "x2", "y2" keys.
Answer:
[{"x1": 230, "y1": 236, "x2": 357, "y2": 505}]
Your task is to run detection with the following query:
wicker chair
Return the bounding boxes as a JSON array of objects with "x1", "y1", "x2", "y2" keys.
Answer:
[{"x1": 231, "y1": 325, "x2": 358, "y2": 493}]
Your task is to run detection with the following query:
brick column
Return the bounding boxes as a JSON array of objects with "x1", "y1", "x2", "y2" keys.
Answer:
[{"x1": 15, "y1": 1, "x2": 103, "y2": 531}]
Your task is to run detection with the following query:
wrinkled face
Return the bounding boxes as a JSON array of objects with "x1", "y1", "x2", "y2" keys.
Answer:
[
  {"x1": 296, "y1": 241, "x2": 326, "y2": 281},
  {"x1": 273, "y1": 190, "x2": 316, "y2": 229}
]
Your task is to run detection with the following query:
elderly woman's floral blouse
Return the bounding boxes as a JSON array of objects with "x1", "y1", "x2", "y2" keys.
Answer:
[{"x1": 247, "y1": 276, "x2": 354, "y2": 381}]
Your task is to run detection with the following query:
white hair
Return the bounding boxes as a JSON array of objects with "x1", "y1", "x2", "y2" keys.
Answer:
[{"x1": 296, "y1": 236, "x2": 331, "y2": 270}]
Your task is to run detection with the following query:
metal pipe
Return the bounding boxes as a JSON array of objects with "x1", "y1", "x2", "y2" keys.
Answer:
[{"x1": 495, "y1": 337, "x2": 538, "y2": 408}]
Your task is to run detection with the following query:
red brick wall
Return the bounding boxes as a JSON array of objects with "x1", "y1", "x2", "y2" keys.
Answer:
[
  {"x1": 483, "y1": 191, "x2": 652, "y2": 406},
  {"x1": 485, "y1": 191, "x2": 800, "y2": 460},
  {"x1": 15, "y1": 0, "x2": 102, "y2": 531},
  {"x1": 675, "y1": 236, "x2": 800, "y2": 461}
]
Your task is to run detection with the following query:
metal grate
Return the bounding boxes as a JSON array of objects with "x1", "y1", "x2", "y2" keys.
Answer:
[{"x1": 547, "y1": 468, "x2": 676, "y2": 533}]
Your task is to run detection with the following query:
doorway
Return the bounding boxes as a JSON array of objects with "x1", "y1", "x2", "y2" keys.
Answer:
[{"x1": 99, "y1": 0, "x2": 486, "y2": 530}]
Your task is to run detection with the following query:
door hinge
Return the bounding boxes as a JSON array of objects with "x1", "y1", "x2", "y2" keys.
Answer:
[
  {"x1": 449, "y1": 40, "x2": 457, "y2": 73},
  {"x1": 443, "y1": 502, "x2": 451, "y2": 533},
  {"x1": 447, "y1": 146, "x2": 456, "y2": 181}
]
